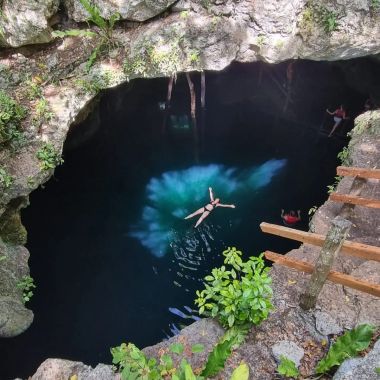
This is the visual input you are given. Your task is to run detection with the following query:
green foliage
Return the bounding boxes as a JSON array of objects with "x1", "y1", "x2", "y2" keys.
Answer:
[
  {"x1": 277, "y1": 356, "x2": 299, "y2": 378},
  {"x1": 75, "y1": 68, "x2": 113, "y2": 95},
  {"x1": 79, "y1": 0, "x2": 119, "y2": 41},
  {"x1": 230, "y1": 362, "x2": 249, "y2": 380},
  {"x1": 111, "y1": 342, "x2": 206, "y2": 380},
  {"x1": 316, "y1": 324, "x2": 376, "y2": 374},
  {"x1": 195, "y1": 247, "x2": 273, "y2": 328},
  {"x1": 25, "y1": 80, "x2": 43, "y2": 100},
  {"x1": 375, "y1": 367, "x2": 380, "y2": 374},
  {"x1": 308, "y1": 205, "x2": 317, "y2": 217},
  {"x1": 370, "y1": 0, "x2": 380, "y2": 10},
  {"x1": 337, "y1": 146, "x2": 350, "y2": 166},
  {"x1": 52, "y1": 29, "x2": 96, "y2": 39},
  {"x1": 300, "y1": 2, "x2": 339, "y2": 35},
  {"x1": 111, "y1": 343, "x2": 158, "y2": 379},
  {"x1": 322, "y1": 9, "x2": 338, "y2": 33},
  {"x1": 0, "y1": 167, "x2": 13, "y2": 188},
  {"x1": 16, "y1": 275, "x2": 36, "y2": 304},
  {"x1": 201, "y1": 336, "x2": 236, "y2": 378},
  {"x1": 0, "y1": 90, "x2": 26, "y2": 145},
  {"x1": 123, "y1": 35, "x2": 184, "y2": 78},
  {"x1": 327, "y1": 176, "x2": 342, "y2": 194},
  {"x1": 36, "y1": 143, "x2": 64, "y2": 171}
]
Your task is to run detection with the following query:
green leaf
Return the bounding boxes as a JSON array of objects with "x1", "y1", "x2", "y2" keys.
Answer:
[
  {"x1": 79, "y1": 0, "x2": 107, "y2": 30},
  {"x1": 277, "y1": 355, "x2": 299, "y2": 378},
  {"x1": 201, "y1": 336, "x2": 235, "y2": 378},
  {"x1": 375, "y1": 367, "x2": 380, "y2": 375},
  {"x1": 170, "y1": 343, "x2": 184, "y2": 354},
  {"x1": 230, "y1": 362, "x2": 249, "y2": 380},
  {"x1": 228, "y1": 314, "x2": 235, "y2": 327},
  {"x1": 184, "y1": 362, "x2": 197, "y2": 380},
  {"x1": 161, "y1": 354, "x2": 173, "y2": 370},
  {"x1": 191, "y1": 344, "x2": 204, "y2": 353},
  {"x1": 52, "y1": 29, "x2": 95, "y2": 38},
  {"x1": 316, "y1": 324, "x2": 376, "y2": 374}
]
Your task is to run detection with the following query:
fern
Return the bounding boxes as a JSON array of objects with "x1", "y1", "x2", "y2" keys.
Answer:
[
  {"x1": 86, "y1": 46, "x2": 101, "y2": 72},
  {"x1": 52, "y1": 29, "x2": 95, "y2": 38},
  {"x1": 201, "y1": 336, "x2": 236, "y2": 378},
  {"x1": 316, "y1": 324, "x2": 376, "y2": 374},
  {"x1": 79, "y1": 0, "x2": 107, "y2": 30}
]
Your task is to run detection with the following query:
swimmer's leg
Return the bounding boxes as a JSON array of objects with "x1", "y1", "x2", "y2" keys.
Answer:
[
  {"x1": 328, "y1": 120, "x2": 341, "y2": 137},
  {"x1": 184, "y1": 207, "x2": 205, "y2": 220},
  {"x1": 194, "y1": 211, "x2": 210, "y2": 228}
]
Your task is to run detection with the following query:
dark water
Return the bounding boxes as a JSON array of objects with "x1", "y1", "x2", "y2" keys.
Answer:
[{"x1": 0, "y1": 60, "x2": 370, "y2": 379}]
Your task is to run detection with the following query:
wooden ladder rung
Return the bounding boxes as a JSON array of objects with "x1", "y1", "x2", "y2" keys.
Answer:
[
  {"x1": 265, "y1": 251, "x2": 380, "y2": 297},
  {"x1": 330, "y1": 193, "x2": 380, "y2": 209},
  {"x1": 337, "y1": 166, "x2": 380, "y2": 179},
  {"x1": 260, "y1": 223, "x2": 380, "y2": 262}
]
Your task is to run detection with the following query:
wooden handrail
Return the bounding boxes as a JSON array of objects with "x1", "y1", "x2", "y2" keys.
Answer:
[
  {"x1": 260, "y1": 223, "x2": 380, "y2": 262},
  {"x1": 265, "y1": 251, "x2": 380, "y2": 297},
  {"x1": 330, "y1": 193, "x2": 380, "y2": 209},
  {"x1": 337, "y1": 166, "x2": 380, "y2": 179}
]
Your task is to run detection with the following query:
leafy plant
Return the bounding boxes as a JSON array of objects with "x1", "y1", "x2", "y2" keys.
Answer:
[
  {"x1": 52, "y1": 29, "x2": 96, "y2": 39},
  {"x1": 327, "y1": 176, "x2": 342, "y2": 194},
  {"x1": 36, "y1": 143, "x2": 64, "y2": 170},
  {"x1": 111, "y1": 341, "x2": 206, "y2": 380},
  {"x1": 277, "y1": 355, "x2": 299, "y2": 378},
  {"x1": 0, "y1": 167, "x2": 13, "y2": 188},
  {"x1": 201, "y1": 335, "x2": 236, "y2": 378},
  {"x1": 375, "y1": 367, "x2": 380, "y2": 374},
  {"x1": 316, "y1": 324, "x2": 376, "y2": 374},
  {"x1": 308, "y1": 206, "x2": 317, "y2": 217},
  {"x1": 79, "y1": 0, "x2": 120, "y2": 42},
  {"x1": 16, "y1": 275, "x2": 36, "y2": 303},
  {"x1": 230, "y1": 362, "x2": 249, "y2": 380},
  {"x1": 0, "y1": 90, "x2": 26, "y2": 145},
  {"x1": 195, "y1": 247, "x2": 273, "y2": 328},
  {"x1": 337, "y1": 146, "x2": 350, "y2": 166},
  {"x1": 370, "y1": 0, "x2": 380, "y2": 10},
  {"x1": 322, "y1": 9, "x2": 338, "y2": 33}
]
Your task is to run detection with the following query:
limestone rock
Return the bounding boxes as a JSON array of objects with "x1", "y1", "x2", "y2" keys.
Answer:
[
  {"x1": 31, "y1": 359, "x2": 117, "y2": 380},
  {"x1": 0, "y1": 239, "x2": 33, "y2": 337},
  {"x1": 272, "y1": 340, "x2": 305, "y2": 367},
  {"x1": 333, "y1": 340, "x2": 380, "y2": 380},
  {"x1": 0, "y1": 0, "x2": 59, "y2": 47},
  {"x1": 315, "y1": 311, "x2": 344, "y2": 336},
  {"x1": 64, "y1": 0, "x2": 177, "y2": 22}
]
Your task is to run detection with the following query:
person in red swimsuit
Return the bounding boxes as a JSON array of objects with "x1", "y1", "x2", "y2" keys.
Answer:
[
  {"x1": 185, "y1": 187, "x2": 235, "y2": 228},
  {"x1": 326, "y1": 105, "x2": 348, "y2": 137},
  {"x1": 281, "y1": 209, "x2": 301, "y2": 226}
]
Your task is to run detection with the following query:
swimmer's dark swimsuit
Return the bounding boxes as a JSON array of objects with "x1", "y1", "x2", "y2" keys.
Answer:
[{"x1": 204, "y1": 204, "x2": 214, "y2": 212}]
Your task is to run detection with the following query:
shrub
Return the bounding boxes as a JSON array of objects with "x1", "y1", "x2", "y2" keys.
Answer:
[
  {"x1": 277, "y1": 355, "x2": 299, "y2": 378},
  {"x1": 16, "y1": 275, "x2": 36, "y2": 304},
  {"x1": 36, "y1": 143, "x2": 64, "y2": 170},
  {"x1": 195, "y1": 247, "x2": 273, "y2": 328},
  {"x1": 0, "y1": 167, "x2": 13, "y2": 188},
  {"x1": 0, "y1": 90, "x2": 26, "y2": 145}
]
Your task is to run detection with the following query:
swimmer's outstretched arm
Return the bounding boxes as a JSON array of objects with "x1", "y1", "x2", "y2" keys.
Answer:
[
  {"x1": 209, "y1": 187, "x2": 214, "y2": 201},
  {"x1": 217, "y1": 203, "x2": 236, "y2": 208}
]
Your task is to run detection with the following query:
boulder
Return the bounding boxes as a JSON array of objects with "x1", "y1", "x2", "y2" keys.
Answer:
[
  {"x1": 0, "y1": 0, "x2": 59, "y2": 47},
  {"x1": 271, "y1": 340, "x2": 305, "y2": 368},
  {"x1": 63, "y1": 0, "x2": 177, "y2": 22},
  {"x1": 333, "y1": 340, "x2": 380, "y2": 380}
]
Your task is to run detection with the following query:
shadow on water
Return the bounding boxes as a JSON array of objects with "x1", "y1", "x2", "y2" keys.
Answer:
[{"x1": 1, "y1": 59, "x2": 377, "y2": 379}]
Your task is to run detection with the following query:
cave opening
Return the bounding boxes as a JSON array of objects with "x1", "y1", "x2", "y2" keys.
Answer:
[{"x1": 1, "y1": 57, "x2": 379, "y2": 379}]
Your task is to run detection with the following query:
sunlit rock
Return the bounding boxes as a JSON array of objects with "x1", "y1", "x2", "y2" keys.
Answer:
[
  {"x1": 0, "y1": 0, "x2": 59, "y2": 47},
  {"x1": 64, "y1": 0, "x2": 177, "y2": 22}
]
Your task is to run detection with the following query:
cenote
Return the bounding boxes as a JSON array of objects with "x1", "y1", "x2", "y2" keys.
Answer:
[{"x1": 0, "y1": 58, "x2": 376, "y2": 379}]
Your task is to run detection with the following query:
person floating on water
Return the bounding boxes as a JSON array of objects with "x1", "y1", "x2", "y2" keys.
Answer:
[
  {"x1": 184, "y1": 187, "x2": 236, "y2": 228},
  {"x1": 326, "y1": 105, "x2": 348, "y2": 137},
  {"x1": 281, "y1": 209, "x2": 301, "y2": 226}
]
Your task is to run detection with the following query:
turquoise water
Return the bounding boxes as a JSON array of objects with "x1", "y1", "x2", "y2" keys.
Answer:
[{"x1": 0, "y1": 60, "x2": 367, "y2": 379}]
